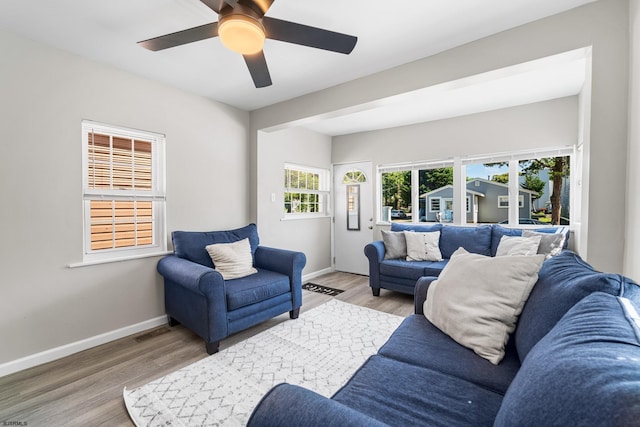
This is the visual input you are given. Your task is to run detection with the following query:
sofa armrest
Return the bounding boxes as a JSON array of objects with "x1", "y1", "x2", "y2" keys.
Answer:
[
  {"x1": 157, "y1": 254, "x2": 225, "y2": 297},
  {"x1": 364, "y1": 240, "x2": 386, "y2": 263},
  {"x1": 247, "y1": 383, "x2": 389, "y2": 427},
  {"x1": 364, "y1": 241, "x2": 386, "y2": 291},
  {"x1": 414, "y1": 276, "x2": 438, "y2": 314}
]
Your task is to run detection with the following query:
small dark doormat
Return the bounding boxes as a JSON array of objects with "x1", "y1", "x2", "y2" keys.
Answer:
[{"x1": 302, "y1": 283, "x2": 345, "y2": 296}]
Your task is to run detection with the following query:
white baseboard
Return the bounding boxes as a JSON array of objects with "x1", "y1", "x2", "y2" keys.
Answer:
[
  {"x1": 1, "y1": 270, "x2": 335, "y2": 378},
  {"x1": 0, "y1": 315, "x2": 167, "y2": 378},
  {"x1": 303, "y1": 267, "x2": 334, "y2": 283}
]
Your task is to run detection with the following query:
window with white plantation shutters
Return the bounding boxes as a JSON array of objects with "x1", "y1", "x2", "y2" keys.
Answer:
[{"x1": 82, "y1": 121, "x2": 166, "y2": 263}]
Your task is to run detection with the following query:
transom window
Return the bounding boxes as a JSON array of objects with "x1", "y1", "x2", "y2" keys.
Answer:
[{"x1": 82, "y1": 120, "x2": 166, "y2": 263}]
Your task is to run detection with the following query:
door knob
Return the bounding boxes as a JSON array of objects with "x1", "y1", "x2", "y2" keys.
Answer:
[{"x1": 368, "y1": 226, "x2": 373, "y2": 230}]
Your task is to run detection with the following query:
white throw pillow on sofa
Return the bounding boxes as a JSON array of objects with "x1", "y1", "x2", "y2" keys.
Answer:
[
  {"x1": 495, "y1": 235, "x2": 541, "y2": 257},
  {"x1": 404, "y1": 231, "x2": 443, "y2": 261},
  {"x1": 424, "y1": 247, "x2": 545, "y2": 364}
]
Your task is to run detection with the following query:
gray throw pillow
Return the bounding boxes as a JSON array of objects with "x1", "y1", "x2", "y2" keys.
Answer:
[
  {"x1": 382, "y1": 230, "x2": 407, "y2": 259},
  {"x1": 522, "y1": 230, "x2": 565, "y2": 259},
  {"x1": 424, "y1": 247, "x2": 545, "y2": 364}
]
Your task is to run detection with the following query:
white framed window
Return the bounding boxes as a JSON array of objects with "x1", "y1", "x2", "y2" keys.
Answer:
[
  {"x1": 377, "y1": 146, "x2": 575, "y2": 226},
  {"x1": 429, "y1": 197, "x2": 441, "y2": 212},
  {"x1": 81, "y1": 120, "x2": 166, "y2": 264},
  {"x1": 498, "y1": 195, "x2": 524, "y2": 208},
  {"x1": 284, "y1": 163, "x2": 330, "y2": 217}
]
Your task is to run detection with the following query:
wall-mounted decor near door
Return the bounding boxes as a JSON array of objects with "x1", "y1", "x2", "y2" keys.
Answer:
[{"x1": 346, "y1": 184, "x2": 360, "y2": 230}]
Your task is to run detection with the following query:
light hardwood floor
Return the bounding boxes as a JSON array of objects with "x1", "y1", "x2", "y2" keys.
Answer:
[{"x1": 0, "y1": 272, "x2": 414, "y2": 426}]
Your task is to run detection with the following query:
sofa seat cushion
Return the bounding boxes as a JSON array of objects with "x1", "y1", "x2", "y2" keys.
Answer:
[
  {"x1": 225, "y1": 269, "x2": 290, "y2": 311},
  {"x1": 332, "y1": 355, "x2": 504, "y2": 427},
  {"x1": 495, "y1": 292, "x2": 640, "y2": 426},
  {"x1": 378, "y1": 315, "x2": 520, "y2": 394},
  {"x1": 379, "y1": 259, "x2": 448, "y2": 280},
  {"x1": 515, "y1": 250, "x2": 640, "y2": 361}
]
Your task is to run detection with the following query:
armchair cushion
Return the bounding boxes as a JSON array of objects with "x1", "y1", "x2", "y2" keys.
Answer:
[
  {"x1": 172, "y1": 223, "x2": 260, "y2": 269},
  {"x1": 226, "y1": 269, "x2": 292, "y2": 311}
]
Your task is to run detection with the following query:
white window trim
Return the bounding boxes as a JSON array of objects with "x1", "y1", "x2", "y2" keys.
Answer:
[
  {"x1": 79, "y1": 120, "x2": 167, "y2": 265},
  {"x1": 498, "y1": 195, "x2": 524, "y2": 208},
  {"x1": 429, "y1": 197, "x2": 442, "y2": 212},
  {"x1": 377, "y1": 146, "x2": 575, "y2": 226},
  {"x1": 283, "y1": 163, "x2": 330, "y2": 218}
]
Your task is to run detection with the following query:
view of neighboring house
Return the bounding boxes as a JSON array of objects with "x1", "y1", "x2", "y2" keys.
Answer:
[{"x1": 421, "y1": 179, "x2": 538, "y2": 223}]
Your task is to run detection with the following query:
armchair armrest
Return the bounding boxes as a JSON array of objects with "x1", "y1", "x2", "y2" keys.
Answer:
[
  {"x1": 255, "y1": 246, "x2": 306, "y2": 310},
  {"x1": 157, "y1": 255, "x2": 225, "y2": 297},
  {"x1": 247, "y1": 383, "x2": 388, "y2": 427},
  {"x1": 414, "y1": 276, "x2": 438, "y2": 314},
  {"x1": 254, "y1": 246, "x2": 306, "y2": 276}
]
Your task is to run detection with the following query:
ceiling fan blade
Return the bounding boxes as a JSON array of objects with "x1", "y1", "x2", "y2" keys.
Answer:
[
  {"x1": 262, "y1": 17, "x2": 357, "y2": 54},
  {"x1": 243, "y1": 51, "x2": 272, "y2": 88},
  {"x1": 138, "y1": 22, "x2": 219, "y2": 51}
]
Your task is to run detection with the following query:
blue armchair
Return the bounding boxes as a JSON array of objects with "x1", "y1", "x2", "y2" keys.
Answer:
[{"x1": 157, "y1": 224, "x2": 306, "y2": 354}]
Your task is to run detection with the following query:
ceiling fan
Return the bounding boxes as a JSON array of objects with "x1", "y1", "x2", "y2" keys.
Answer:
[{"x1": 138, "y1": 0, "x2": 358, "y2": 88}]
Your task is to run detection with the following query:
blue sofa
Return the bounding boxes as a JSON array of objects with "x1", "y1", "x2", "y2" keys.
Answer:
[
  {"x1": 157, "y1": 224, "x2": 306, "y2": 354},
  {"x1": 248, "y1": 251, "x2": 640, "y2": 426},
  {"x1": 364, "y1": 223, "x2": 569, "y2": 296}
]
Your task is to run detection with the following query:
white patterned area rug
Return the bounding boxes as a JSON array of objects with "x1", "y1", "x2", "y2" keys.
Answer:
[{"x1": 123, "y1": 299, "x2": 404, "y2": 427}]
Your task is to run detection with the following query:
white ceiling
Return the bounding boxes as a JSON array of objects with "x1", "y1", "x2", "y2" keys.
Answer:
[{"x1": 0, "y1": 0, "x2": 594, "y2": 134}]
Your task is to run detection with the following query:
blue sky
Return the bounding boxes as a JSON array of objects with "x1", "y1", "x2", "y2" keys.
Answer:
[{"x1": 465, "y1": 163, "x2": 508, "y2": 180}]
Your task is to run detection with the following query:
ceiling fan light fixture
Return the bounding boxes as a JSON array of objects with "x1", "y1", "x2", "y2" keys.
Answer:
[{"x1": 218, "y1": 14, "x2": 265, "y2": 55}]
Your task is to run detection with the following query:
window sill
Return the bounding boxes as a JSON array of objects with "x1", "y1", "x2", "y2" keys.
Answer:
[
  {"x1": 281, "y1": 214, "x2": 332, "y2": 221},
  {"x1": 68, "y1": 251, "x2": 172, "y2": 268}
]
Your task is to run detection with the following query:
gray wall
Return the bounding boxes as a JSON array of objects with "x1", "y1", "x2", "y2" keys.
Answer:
[
  {"x1": 251, "y1": 0, "x2": 629, "y2": 274},
  {"x1": 0, "y1": 30, "x2": 250, "y2": 366},
  {"x1": 334, "y1": 98, "x2": 578, "y2": 235},
  {"x1": 625, "y1": 0, "x2": 640, "y2": 281},
  {"x1": 256, "y1": 127, "x2": 333, "y2": 275}
]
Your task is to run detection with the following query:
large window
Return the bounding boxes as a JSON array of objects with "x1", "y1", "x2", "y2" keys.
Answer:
[
  {"x1": 381, "y1": 163, "x2": 453, "y2": 223},
  {"x1": 284, "y1": 163, "x2": 330, "y2": 216},
  {"x1": 378, "y1": 147, "x2": 574, "y2": 226},
  {"x1": 82, "y1": 121, "x2": 166, "y2": 263}
]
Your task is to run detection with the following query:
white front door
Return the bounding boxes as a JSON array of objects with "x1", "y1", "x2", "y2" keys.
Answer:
[{"x1": 333, "y1": 162, "x2": 373, "y2": 275}]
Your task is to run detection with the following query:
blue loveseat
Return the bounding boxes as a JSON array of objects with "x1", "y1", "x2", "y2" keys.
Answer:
[
  {"x1": 364, "y1": 223, "x2": 569, "y2": 296},
  {"x1": 157, "y1": 224, "x2": 306, "y2": 354},
  {"x1": 248, "y1": 251, "x2": 640, "y2": 426}
]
